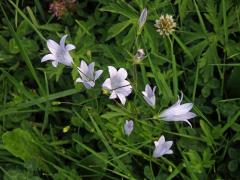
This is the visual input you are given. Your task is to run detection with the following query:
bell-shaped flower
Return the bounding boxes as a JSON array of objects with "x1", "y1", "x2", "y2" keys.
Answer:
[
  {"x1": 76, "y1": 60, "x2": 103, "y2": 89},
  {"x1": 124, "y1": 120, "x2": 134, "y2": 136},
  {"x1": 102, "y1": 66, "x2": 132, "y2": 105},
  {"x1": 159, "y1": 92, "x2": 196, "y2": 127},
  {"x1": 142, "y1": 84, "x2": 156, "y2": 107},
  {"x1": 153, "y1": 135, "x2": 173, "y2": 158},
  {"x1": 41, "y1": 34, "x2": 75, "y2": 67}
]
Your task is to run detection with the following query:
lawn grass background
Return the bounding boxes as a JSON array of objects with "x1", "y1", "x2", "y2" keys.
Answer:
[{"x1": 0, "y1": 0, "x2": 240, "y2": 179}]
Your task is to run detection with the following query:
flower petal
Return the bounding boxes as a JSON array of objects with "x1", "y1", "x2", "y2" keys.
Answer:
[
  {"x1": 41, "y1": 54, "x2": 56, "y2": 62},
  {"x1": 117, "y1": 93, "x2": 126, "y2": 105},
  {"x1": 65, "y1": 44, "x2": 75, "y2": 51},
  {"x1": 95, "y1": 70, "x2": 103, "y2": 80},
  {"x1": 80, "y1": 60, "x2": 89, "y2": 74},
  {"x1": 52, "y1": 61, "x2": 58, "y2": 67},
  {"x1": 76, "y1": 77, "x2": 83, "y2": 83},
  {"x1": 108, "y1": 66, "x2": 117, "y2": 78},
  {"x1": 60, "y1": 34, "x2": 68, "y2": 48},
  {"x1": 173, "y1": 103, "x2": 193, "y2": 115},
  {"x1": 47, "y1": 39, "x2": 60, "y2": 54},
  {"x1": 109, "y1": 91, "x2": 117, "y2": 99},
  {"x1": 102, "y1": 78, "x2": 112, "y2": 90},
  {"x1": 117, "y1": 68, "x2": 128, "y2": 80},
  {"x1": 83, "y1": 81, "x2": 95, "y2": 89}
]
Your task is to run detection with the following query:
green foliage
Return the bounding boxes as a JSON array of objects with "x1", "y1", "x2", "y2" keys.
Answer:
[{"x1": 0, "y1": 0, "x2": 240, "y2": 179}]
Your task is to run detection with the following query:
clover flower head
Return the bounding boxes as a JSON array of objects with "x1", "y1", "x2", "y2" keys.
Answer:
[
  {"x1": 102, "y1": 66, "x2": 132, "y2": 105},
  {"x1": 76, "y1": 60, "x2": 103, "y2": 89},
  {"x1": 138, "y1": 8, "x2": 148, "y2": 29},
  {"x1": 134, "y1": 49, "x2": 145, "y2": 63},
  {"x1": 49, "y1": 0, "x2": 67, "y2": 17},
  {"x1": 142, "y1": 84, "x2": 156, "y2": 107},
  {"x1": 153, "y1": 135, "x2": 173, "y2": 158},
  {"x1": 41, "y1": 35, "x2": 75, "y2": 67},
  {"x1": 154, "y1": 14, "x2": 176, "y2": 36},
  {"x1": 124, "y1": 120, "x2": 134, "y2": 136},
  {"x1": 159, "y1": 92, "x2": 197, "y2": 127}
]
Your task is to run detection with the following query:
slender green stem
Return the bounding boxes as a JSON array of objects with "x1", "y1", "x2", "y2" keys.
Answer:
[{"x1": 168, "y1": 36, "x2": 178, "y2": 98}]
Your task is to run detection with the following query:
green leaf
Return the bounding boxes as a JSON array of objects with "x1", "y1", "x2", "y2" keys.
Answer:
[
  {"x1": 106, "y1": 20, "x2": 132, "y2": 40},
  {"x1": 2, "y1": 129, "x2": 38, "y2": 161}
]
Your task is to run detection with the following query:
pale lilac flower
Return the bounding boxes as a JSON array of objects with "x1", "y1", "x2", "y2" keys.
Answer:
[
  {"x1": 76, "y1": 60, "x2": 103, "y2": 89},
  {"x1": 159, "y1": 92, "x2": 196, "y2": 127},
  {"x1": 142, "y1": 84, "x2": 156, "y2": 107},
  {"x1": 124, "y1": 120, "x2": 134, "y2": 136},
  {"x1": 134, "y1": 49, "x2": 145, "y2": 63},
  {"x1": 138, "y1": 8, "x2": 148, "y2": 29},
  {"x1": 41, "y1": 35, "x2": 75, "y2": 67},
  {"x1": 102, "y1": 66, "x2": 132, "y2": 105},
  {"x1": 153, "y1": 135, "x2": 173, "y2": 158}
]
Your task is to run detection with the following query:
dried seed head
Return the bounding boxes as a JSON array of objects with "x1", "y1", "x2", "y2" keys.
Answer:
[{"x1": 154, "y1": 14, "x2": 176, "y2": 36}]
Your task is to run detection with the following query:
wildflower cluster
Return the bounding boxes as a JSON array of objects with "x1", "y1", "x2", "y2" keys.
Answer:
[{"x1": 41, "y1": 9, "x2": 196, "y2": 159}]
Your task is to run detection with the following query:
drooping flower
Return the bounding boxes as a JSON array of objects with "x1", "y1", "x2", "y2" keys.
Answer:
[
  {"x1": 153, "y1": 135, "x2": 173, "y2": 158},
  {"x1": 41, "y1": 35, "x2": 75, "y2": 67},
  {"x1": 138, "y1": 8, "x2": 148, "y2": 29},
  {"x1": 142, "y1": 84, "x2": 156, "y2": 107},
  {"x1": 124, "y1": 120, "x2": 134, "y2": 136},
  {"x1": 134, "y1": 49, "x2": 145, "y2": 63},
  {"x1": 102, "y1": 66, "x2": 132, "y2": 105},
  {"x1": 76, "y1": 60, "x2": 103, "y2": 89},
  {"x1": 159, "y1": 92, "x2": 196, "y2": 127},
  {"x1": 154, "y1": 14, "x2": 176, "y2": 36}
]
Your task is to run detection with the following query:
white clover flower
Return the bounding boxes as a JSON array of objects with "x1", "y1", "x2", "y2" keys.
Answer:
[
  {"x1": 124, "y1": 120, "x2": 134, "y2": 136},
  {"x1": 142, "y1": 84, "x2": 156, "y2": 107},
  {"x1": 154, "y1": 14, "x2": 176, "y2": 36},
  {"x1": 153, "y1": 135, "x2": 173, "y2": 158},
  {"x1": 41, "y1": 34, "x2": 75, "y2": 67},
  {"x1": 134, "y1": 49, "x2": 145, "y2": 63},
  {"x1": 138, "y1": 8, "x2": 148, "y2": 29},
  {"x1": 76, "y1": 60, "x2": 103, "y2": 89},
  {"x1": 159, "y1": 92, "x2": 196, "y2": 127},
  {"x1": 102, "y1": 66, "x2": 132, "y2": 105}
]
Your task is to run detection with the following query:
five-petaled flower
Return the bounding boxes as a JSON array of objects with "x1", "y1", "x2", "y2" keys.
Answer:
[
  {"x1": 102, "y1": 66, "x2": 132, "y2": 105},
  {"x1": 41, "y1": 34, "x2": 75, "y2": 67},
  {"x1": 159, "y1": 92, "x2": 196, "y2": 127},
  {"x1": 76, "y1": 60, "x2": 103, "y2": 89},
  {"x1": 153, "y1": 135, "x2": 173, "y2": 158},
  {"x1": 124, "y1": 120, "x2": 134, "y2": 136},
  {"x1": 142, "y1": 84, "x2": 156, "y2": 107}
]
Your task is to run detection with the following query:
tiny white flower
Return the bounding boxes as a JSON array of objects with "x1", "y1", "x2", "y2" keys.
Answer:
[
  {"x1": 142, "y1": 84, "x2": 156, "y2": 107},
  {"x1": 134, "y1": 49, "x2": 145, "y2": 63},
  {"x1": 153, "y1": 135, "x2": 173, "y2": 158},
  {"x1": 124, "y1": 120, "x2": 134, "y2": 136},
  {"x1": 41, "y1": 34, "x2": 75, "y2": 67},
  {"x1": 138, "y1": 8, "x2": 148, "y2": 29},
  {"x1": 102, "y1": 66, "x2": 132, "y2": 105},
  {"x1": 76, "y1": 60, "x2": 103, "y2": 89},
  {"x1": 159, "y1": 92, "x2": 196, "y2": 127}
]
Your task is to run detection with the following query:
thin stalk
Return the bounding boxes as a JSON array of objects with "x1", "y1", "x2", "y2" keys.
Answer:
[{"x1": 168, "y1": 36, "x2": 178, "y2": 98}]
